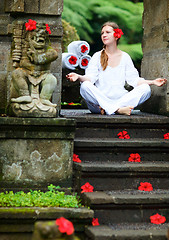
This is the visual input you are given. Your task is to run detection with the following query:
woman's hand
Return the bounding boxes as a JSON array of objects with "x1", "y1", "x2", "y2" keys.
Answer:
[
  {"x1": 153, "y1": 78, "x2": 167, "y2": 87},
  {"x1": 66, "y1": 73, "x2": 79, "y2": 82}
]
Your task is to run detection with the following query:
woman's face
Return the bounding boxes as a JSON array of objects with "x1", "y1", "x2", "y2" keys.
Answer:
[{"x1": 101, "y1": 25, "x2": 116, "y2": 46}]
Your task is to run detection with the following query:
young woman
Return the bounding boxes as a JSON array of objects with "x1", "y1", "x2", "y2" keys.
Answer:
[{"x1": 66, "y1": 22, "x2": 167, "y2": 115}]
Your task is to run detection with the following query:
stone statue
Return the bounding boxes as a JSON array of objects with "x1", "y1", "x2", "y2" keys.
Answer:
[
  {"x1": 32, "y1": 220, "x2": 80, "y2": 240},
  {"x1": 10, "y1": 19, "x2": 58, "y2": 117}
]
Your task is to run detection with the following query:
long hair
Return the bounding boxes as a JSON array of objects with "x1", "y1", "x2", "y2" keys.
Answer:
[{"x1": 100, "y1": 22, "x2": 120, "y2": 71}]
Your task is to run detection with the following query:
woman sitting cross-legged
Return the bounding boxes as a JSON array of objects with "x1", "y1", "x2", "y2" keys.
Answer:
[{"x1": 66, "y1": 21, "x2": 167, "y2": 116}]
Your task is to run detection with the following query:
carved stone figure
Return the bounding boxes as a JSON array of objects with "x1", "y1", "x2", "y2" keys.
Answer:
[
  {"x1": 10, "y1": 20, "x2": 58, "y2": 117},
  {"x1": 32, "y1": 221, "x2": 80, "y2": 240}
]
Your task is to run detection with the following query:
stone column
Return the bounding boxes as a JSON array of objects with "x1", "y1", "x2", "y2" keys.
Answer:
[
  {"x1": 0, "y1": 0, "x2": 63, "y2": 114},
  {"x1": 141, "y1": 0, "x2": 169, "y2": 115}
]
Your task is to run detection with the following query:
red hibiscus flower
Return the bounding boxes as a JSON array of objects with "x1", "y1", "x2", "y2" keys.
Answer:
[
  {"x1": 56, "y1": 217, "x2": 74, "y2": 235},
  {"x1": 25, "y1": 19, "x2": 37, "y2": 31},
  {"x1": 150, "y1": 213, "x2": 166, "y2": 224},
  {"x1": 164, "y1": 133, "x2": 169, "y2": 139},
  {"x1": 46, "y1": 24, "x2": 51, "y2": 34},
  {"x1": 81, "y1": 45, "x2": 88, "y2": 53},
  {"x1": 128, "y1": 153, "x2": 141, "y2": 162},
  {"x1": 138, "y1": 182, "x2": 153, "y2": 191},
  {"x1": 92, "y1": 218, "x2": 100, "y2": 226},
  {"x1": 117, "y1": 131, "x2": 130, "y2": 139},
  {"x1": 81, "y1": 182, "x2": 94, "y2": 193},
  {"x1": 113, "y1": 28, "x2": 124, "y2": 38},
  {"x1": 81, "y1": 58, "x2": 89, "y2": 66},
  {"x1": 69, "y1": 56, "x2": 77, "y2": 65},
  {"x1": 73, "y1": 153, "x2": 81, "y2": 163}
]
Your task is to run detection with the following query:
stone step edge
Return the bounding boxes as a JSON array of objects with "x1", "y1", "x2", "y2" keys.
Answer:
[
  {"x1": 82, "y1": 191, "x2": 169, "y2": 206},
  {"x1": 74, "y1": 138, "x2": 169, "y2": 148},
  {"x1": 85, "y1": 225, "x2": 168, "y2": 240},
  {"x1": 74, "y1": 162, "x2": 169, "y2": 173}
]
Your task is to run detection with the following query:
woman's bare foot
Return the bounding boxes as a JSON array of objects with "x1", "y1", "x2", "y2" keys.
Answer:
[
  {"x1": 116, "y1": 106, "x2": 134, "y2": 116},
  {"x1": 99, "y1": 106, "x2": 106, "y2": 115}
]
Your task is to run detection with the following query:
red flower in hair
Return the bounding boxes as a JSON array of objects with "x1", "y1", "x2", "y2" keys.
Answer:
[
  {"x1": 56, "y1": 217, "x2": 74, "y2": 235},
  {"x1": 81, "y1": 182, "x2": 94, "y2": 193},
  {"x1": 81, "y1": 44, "x2": 88, "y2": 53},
  {"x1": 117, "y1": 131, "x2": 130, "y2": 139},
  {"x1": 164, "y1": 133, "x2": 169, "y2": 139},
  {"x1": 113, "y1": 28, "x2": 124, "y2": 38},
  {"x1": 150, "y1": 213, "x2": 166, "y2": 224},
  {"x1": 138, "y1": 182, "x2": 153, "y2": 191},
  {"x1": 25, "y1": 19, "x2": 37, "y2": 31},
  {"x1": 128, "y1": 153, "x2": 141, "y2": 162},
  {"x1": 92, "y1": 218, "x2": 100, "y2": 226},
  {"x1": 81, "y1": 58, "x2": 89, "y2": 66},
  {"x1": 46, "y1": 24, "x2": 51, "y2": 34},
  {"x1": 73, "y1": 153, "x2": 81, "y2": 163},
  {"x1": 69, "y1": 56, "x2": 77, "y2": 65}
]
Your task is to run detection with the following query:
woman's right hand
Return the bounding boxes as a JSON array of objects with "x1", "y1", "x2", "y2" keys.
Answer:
[{"x1": 66, "y1": 73, "x2": 79, "y2": 82}]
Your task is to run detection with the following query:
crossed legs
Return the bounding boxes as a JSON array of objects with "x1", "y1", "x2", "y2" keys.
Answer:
[{"x1": 80, "y1": 81, "x2": 151, "y2": 115}]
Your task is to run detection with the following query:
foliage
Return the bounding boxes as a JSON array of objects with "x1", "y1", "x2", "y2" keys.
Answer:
[
  {"x1": 0, "y1": 184, "x2": 82, "y2": 208},
  {"x1": 62, "y1": 19, "x2": 80, "y2": 52},
  {"x1": 62, "y1": 0, "x2": 93, "y2": 42},
  {"x1": 62, "y1": 0, "x2": 144, "y2": 66}
]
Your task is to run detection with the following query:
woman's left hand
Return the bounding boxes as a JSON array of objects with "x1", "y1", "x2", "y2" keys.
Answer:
[{"x1": 153, "y1": 78, "x2": 167, "y2": 87}]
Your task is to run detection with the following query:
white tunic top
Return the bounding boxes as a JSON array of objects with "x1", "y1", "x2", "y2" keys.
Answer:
[{"x1": 85, "y1": 51, "x2": 144, "y2": 101}]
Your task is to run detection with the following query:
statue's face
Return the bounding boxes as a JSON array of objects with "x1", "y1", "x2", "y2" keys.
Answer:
[{"x1": 30, "y1": 28, "x2": 47, "y2": 49}]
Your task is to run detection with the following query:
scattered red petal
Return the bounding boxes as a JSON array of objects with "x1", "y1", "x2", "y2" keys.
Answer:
[
  {"x1": 92, "y1": 218, "x2": 100, "y2": 226},
  {"x1": 117, "y1": 131, "x2": 130, "y2": 139},
  {"x1": 150, "y1": 213, "x2": 166, "y2": 224},
  {"x1": 164, "y1": 133, "x2": 169, "y2": 139},
  {"x1": 128, "y1": 153, "x2": 141, "y2": 162},
  {"x1": 56, "y1": 217, "x2": 74, "y2": 235},
  {"x1": 81, "y1": 182, "x2": 94, "y2": 193},
  {"x1": 73, "y1": 153, "x2": 81, "y2": 163},
  {"x1": 138, "y1": 182, "x2": 153, "y2": 191}
]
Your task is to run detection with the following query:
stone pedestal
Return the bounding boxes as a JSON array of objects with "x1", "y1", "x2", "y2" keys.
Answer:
[
  {"x1": 141, "y1": 0, "x2": 169, "y2": 115},
  {"x1": 0, "y1": 117, "x2": 75, "y2": 189}
]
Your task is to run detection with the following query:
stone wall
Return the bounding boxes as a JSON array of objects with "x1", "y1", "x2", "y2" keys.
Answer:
[
  {"x1": 0, "y1": 0, "x2": 63, "y2": 113},
  {"x1": 141, "y1": 0, "x2": 169, "y2": 115}
]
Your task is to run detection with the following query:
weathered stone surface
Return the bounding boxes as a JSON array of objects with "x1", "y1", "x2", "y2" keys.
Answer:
[
  {"x1": 86, "y1": 225, "x2": 168, "y2": 240},
  {"x1": 32, "y1": 221, "x2": 79, "y2": 240},
  {"x1": 141, "y1": 0, "x2": 169, "y2": 115},
  {"x1": 0, "y1": 207, "x2": 94, "y2": 240},
  {"x1": 5, "y1": 0, "x2": 63, "y2": 15},
  {"x1": 39, "y1": 0, "x2": 63, "y2": 15},
  {"x1": 5, "y1": 0, "x2": 24, "y2": 13},
  {"x1": 0, "y1": 117, "x2": 75, "y2": 188}
]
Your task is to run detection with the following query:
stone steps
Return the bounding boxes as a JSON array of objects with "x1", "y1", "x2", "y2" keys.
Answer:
[
  {"x1": 74, "y1": 138, "x2": 169, "y2": 162},
  {"x1": 82, "y1": 191, "x2": 169, "y2": 224},
  {"x1": 85, "y1": 225, "x2": 169, "y2": 240},
  {"x1": 73, "y1": 162, "x2": 169, "y2": 191},
  {"x1": 61, "y1": 110, "x2": 169, "y2": 240}
]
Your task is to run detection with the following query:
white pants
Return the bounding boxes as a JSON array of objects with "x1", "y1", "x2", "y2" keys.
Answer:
[{"x1": 80, "y1": 81, "x2": 151, "y2": 115}]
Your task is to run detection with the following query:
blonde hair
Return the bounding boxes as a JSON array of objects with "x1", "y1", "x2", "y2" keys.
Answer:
[{"x1": 100, "y1": 22, "x2": 120, "y2": 71}]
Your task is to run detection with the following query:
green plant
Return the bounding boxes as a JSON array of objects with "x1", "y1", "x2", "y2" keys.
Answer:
[
  {"x1": 0, "y1": 184, "x2": 82, "y2": 208},
  {"x1": 62, "y1": 19, "x2": 80, "y2": 52}
]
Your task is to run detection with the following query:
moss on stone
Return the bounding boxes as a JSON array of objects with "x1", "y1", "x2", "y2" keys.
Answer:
[{"x1": 62, "y1": 19, "x2": 80, "y2": 53}]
